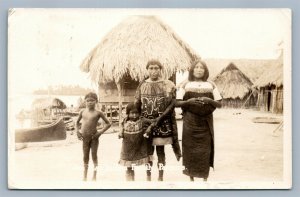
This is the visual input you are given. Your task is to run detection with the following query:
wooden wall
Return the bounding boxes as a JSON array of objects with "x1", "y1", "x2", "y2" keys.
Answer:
[
  {"x1": 256, "y1": 85, "x2": 283, "y2": 114},
  {"x1": 221, "y1": 92, "x2": 257, "y2": 109}
]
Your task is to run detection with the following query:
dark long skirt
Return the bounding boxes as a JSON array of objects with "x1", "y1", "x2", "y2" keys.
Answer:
[{"x1": 182, "y1": 112, "x2": 213, "y2": 178}]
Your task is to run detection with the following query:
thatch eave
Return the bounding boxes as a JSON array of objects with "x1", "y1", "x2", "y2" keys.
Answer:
[
  {"x1": 213, "y1": 63, "x2": 253, "y2": 100},
  {"x1": 80, "y1": 15, "x2": 200, "y2": 84},
  {"x1": 253, "y1": 63, "x2": 283, "y2": 89}
]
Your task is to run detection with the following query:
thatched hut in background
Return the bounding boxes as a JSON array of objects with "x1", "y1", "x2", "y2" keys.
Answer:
[
  {"x1": 31, "y1": 98, "x2": 67, "y2": 123},
  {"x1": 253, "y1": 54, "x2": 283, "y2": 114},
  {"x1": 204, "y1": 58, "x2": 276, "y2": 82},
  {"x1": 80, "y1": 16, "x2": 200, "y2": 123},
  {"x1": 213, "y1": 63, "x2": 256, "y2": 108},
  {"x1": 32, "y1": 98, "x2": 66, "y2": 111}
]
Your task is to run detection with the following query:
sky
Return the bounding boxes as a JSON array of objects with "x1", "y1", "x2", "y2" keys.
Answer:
[{"x1": 8, "y1": 9, "x2": 291, "y2": 95}]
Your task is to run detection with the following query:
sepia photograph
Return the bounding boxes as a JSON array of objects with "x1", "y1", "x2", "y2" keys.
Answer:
[{"x1": 7, "y1": 8, "x2": 292, "y2": 189}]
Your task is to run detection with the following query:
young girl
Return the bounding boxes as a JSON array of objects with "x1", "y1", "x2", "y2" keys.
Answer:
[{"x1": 118, "y1": 103, "x2": 150, "y2": 181}]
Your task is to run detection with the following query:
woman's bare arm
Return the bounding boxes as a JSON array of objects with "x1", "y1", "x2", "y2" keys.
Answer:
[
  {"x1": 200, "y1": 97, "x2": 222, "y2": 108},
  {"x1": 155, "y1": 99, "x2": 176, "y2": 125},
  {"x1": 175, "y1": 100, "x2": 190, "y2": 107}
]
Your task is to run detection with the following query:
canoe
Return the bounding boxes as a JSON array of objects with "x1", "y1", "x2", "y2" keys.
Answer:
[
  {"x1": 252, "y1": 117, "x2": 282, "y2": 124},
  {"x1": 64, "y1": 111, "x2": 79, "y2": 117},
  {"x1": 62, "y1": 116, "x2": 75, "y2": 130},
  {"x1": 15, "y1": 117, "x2": 66, "y2": 143}
]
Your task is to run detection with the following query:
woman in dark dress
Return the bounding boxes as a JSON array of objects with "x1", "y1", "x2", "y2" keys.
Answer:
[{"x1": 176, "y1": 60, "x2": 222, "y2": 181}]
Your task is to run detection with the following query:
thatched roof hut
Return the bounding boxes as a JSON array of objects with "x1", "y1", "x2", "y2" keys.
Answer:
[
  {"x1": 214, "y1": 63, "x2": 253, "y2": 99},
  {"x1": 213, "y1": 63, "x2": 256, "y2": 108},
  {"x1": 204, "y1": 58, "x2": 277, "y2": 83},
  {"x1": 32, "y1": 98, "x2": 66, "y2": 110},
  {"x1": 80, "y1": 15, "x2": 200, "y2": 123},
  {"x1": 253, "y1": 60, "x2": 283, "y2": 89},
  {"x1": 80, "y1": 15, "x2": 200, "y2": 84},
  {"x1": 252, "y1": 54, "x2": 283, "y2": 113},
  {"x1": 31, "y1": 98, "x2": 67, "y2": 122}
]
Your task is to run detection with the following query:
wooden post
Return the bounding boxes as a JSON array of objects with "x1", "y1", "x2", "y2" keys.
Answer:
[
  {"x1": 50, "y1": 108, "x2": 52, "y2": 121},
  {"x1": 116, "y1": 82, "x2": 123, "y2": 128},
  {"x1": 110, "y1": 105, "x2": 112, "y2": 122},
  {"x1": 104, "y1": 104, "x2": 107, "y2": 119},
  {"x1": 256, "y1": 90, "x2": 260, "y2": 110},
  {"x1": 241, "y1": 90, "x2": 255, "y2": 109}
]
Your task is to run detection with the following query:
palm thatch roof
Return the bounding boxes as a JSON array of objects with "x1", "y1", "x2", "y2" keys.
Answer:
[
  {"x1": 252, "y1": 56, "x2": 283, "y2": 88},
  {"x1": 80, "y1": 15, "x2": 200, "y2": 84},
  {"x1": 204, "y1": 58, "x2": 277, "y2": 83},
  {"x1": 32, "y1": 98, "x2": 67, "y2": 110},
  {"x1": 213, "y1": 63, "x2": 253, "y2": 99}
]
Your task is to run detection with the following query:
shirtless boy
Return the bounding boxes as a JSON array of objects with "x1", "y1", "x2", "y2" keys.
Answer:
[{"x1": 76, "y1": 92, "x2": 111, "y2": 181}]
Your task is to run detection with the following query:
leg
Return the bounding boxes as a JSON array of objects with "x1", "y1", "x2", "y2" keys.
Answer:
[
  {"x1": 91, "y1": 138, "x2": 99, "y2": 181},
  {"x1": 146, "y1": 161, "x2": 153, "y2": 181},
  {"x1": 131, "y1": 167, "x2": 135, "y2": 181},
  {"x1": 126, "y1": 167, "x2": 134, "y2": 181},
  {"x1": 126, "y1": 167, "x2": 131, "y2": 181},
  {"x1": 190, "y1": 176, "x2": 194, "y2": 182},
  {"x1": 146, "y1": 145, "x2": 154, "y2": 181},
  {"x1": 82, "y1": 139, "x2": 91, "y2": 181},
  {"x1": 156, "y1": 145, "x2": 165, "y2": 181}
]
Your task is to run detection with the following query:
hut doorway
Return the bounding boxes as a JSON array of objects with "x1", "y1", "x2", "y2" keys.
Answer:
[{"x1": 267, "y1": 88, "x2": 272, "y2": 111}]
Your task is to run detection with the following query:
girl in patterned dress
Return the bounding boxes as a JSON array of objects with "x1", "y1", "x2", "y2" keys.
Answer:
[
  {"x1": 176, "y1": 60, "x2": 222, "y2": 181},
  {"x1": 118, "y1": 103, "x2": 150, "y2": 181}
]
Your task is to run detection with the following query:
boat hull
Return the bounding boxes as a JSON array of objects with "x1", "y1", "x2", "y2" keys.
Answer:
[
  {"x1": 15, "y1": 118, "x2": 66, "y2": 143},
  {"x1": 65, "y1": 111, "x2": 79, "y2": 117}
]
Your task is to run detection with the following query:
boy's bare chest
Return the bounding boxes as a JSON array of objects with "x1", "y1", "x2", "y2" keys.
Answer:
[{"x1": 82, "y1": 111, "x2": 100, "y2": 121}]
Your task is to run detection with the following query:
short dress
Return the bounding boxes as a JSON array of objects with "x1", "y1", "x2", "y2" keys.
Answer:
[
  {"x1": 119, "y1": 119, "x2": 150, "y2": 167},
  {"x1": 179, "y1": 81, "x2": 222, "y2": 178}
]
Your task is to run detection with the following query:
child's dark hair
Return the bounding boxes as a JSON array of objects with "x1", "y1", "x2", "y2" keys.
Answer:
[
  {"x1": 126, "y1": 102, "x2": 141, "y2": 115},
  {"x1": 188, "y1": 59, "x2": 209, "y2": 81},
  {"x1": 84, "y1": 92, "x2": 98, "y2": 102}
]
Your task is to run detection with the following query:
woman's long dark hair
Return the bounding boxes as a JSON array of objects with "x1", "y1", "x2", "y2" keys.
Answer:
[{"x1": 188, "y1": 60, "x2": 209, "y2": 81}]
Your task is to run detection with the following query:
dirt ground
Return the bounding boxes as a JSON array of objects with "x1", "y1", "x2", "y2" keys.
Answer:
[{"x1": 9, "y1": 108, "x2": 285, "y2": 189}]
